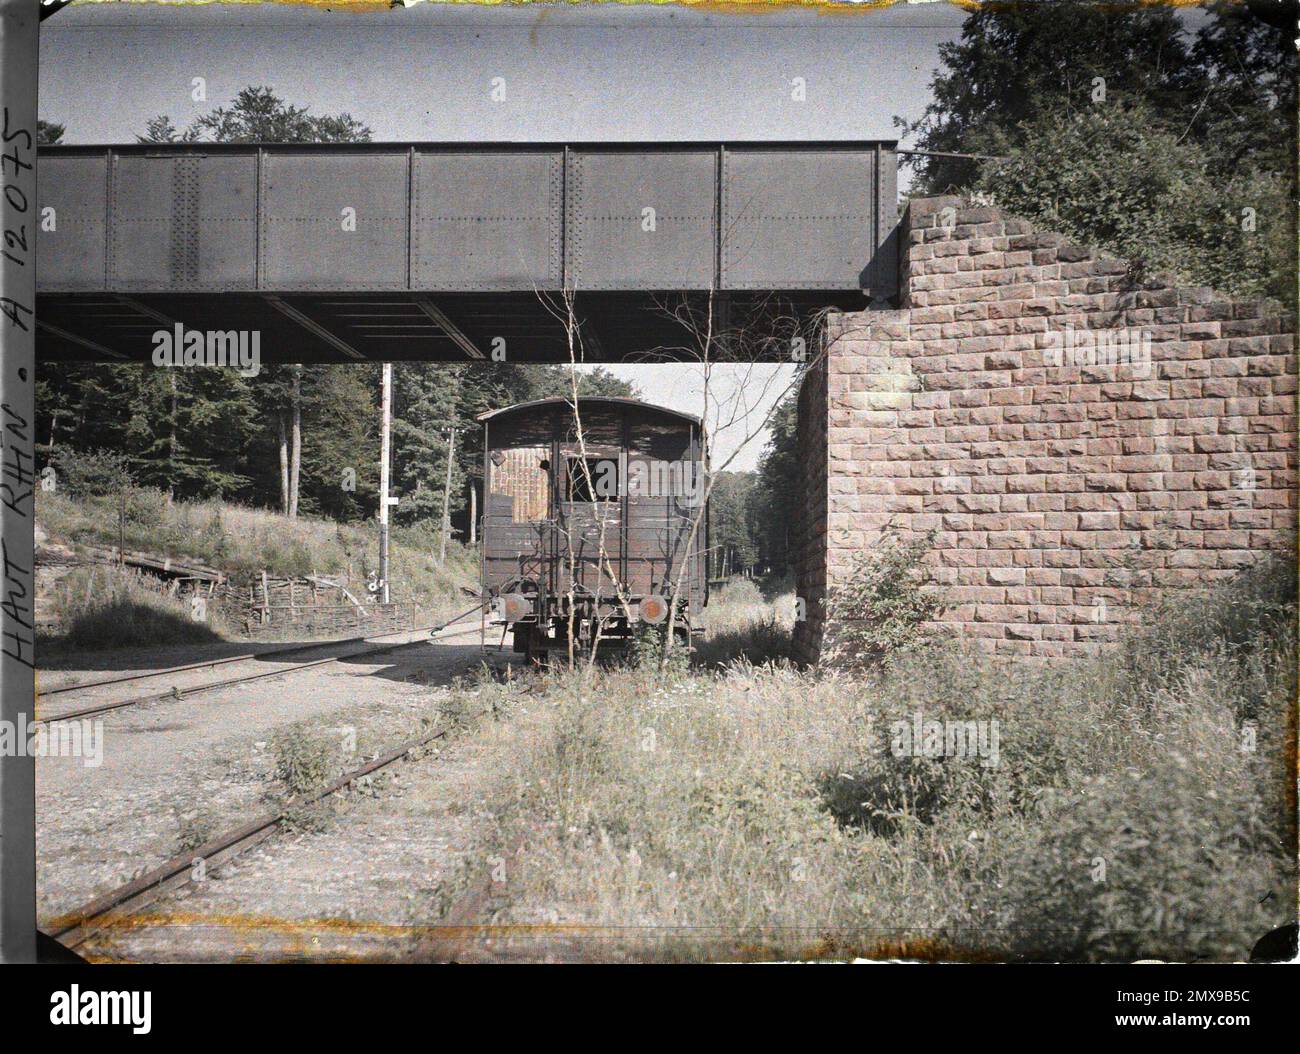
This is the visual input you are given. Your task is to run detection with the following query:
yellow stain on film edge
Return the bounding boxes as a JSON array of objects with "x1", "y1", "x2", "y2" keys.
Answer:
[
  {"x1": 59, "y1": 910, "x2": 999, "y2": 963},
  {"x1": 50, "y1": 908, "x2": 594, "y2": 939},
  {"x1": 56, "y1": 0, "x2": 1218, "y2": 17}
]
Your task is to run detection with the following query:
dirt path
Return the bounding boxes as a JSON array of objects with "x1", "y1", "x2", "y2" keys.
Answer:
[{"x1": 36, "y1": 632, "x2": 498, "y2": 929}]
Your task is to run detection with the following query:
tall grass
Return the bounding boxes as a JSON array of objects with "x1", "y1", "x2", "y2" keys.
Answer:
[
  {"x1": 446, "y1": 558, "x2": 1296, "y2": 962},
  {"x1": 693, "y1": 577, "x2": 796, "y2": 667}
]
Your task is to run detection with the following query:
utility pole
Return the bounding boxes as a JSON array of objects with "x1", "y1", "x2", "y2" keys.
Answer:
[
  {"x1": 378, "y1": 362, "x2": 392, "y2": 605},
  {"x1": 469, "y1": 480, "x2": 477, "y2": 546},
  {"x1": 439, "y1": 425, "x2": 457, "y2": 566}
]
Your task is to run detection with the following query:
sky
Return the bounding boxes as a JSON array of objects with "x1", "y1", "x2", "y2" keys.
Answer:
[
  {"x1": 37, "y1": 0, "x2": 971, "y2": 470},
  {"x1": 38, "y1": 2, "x2": 966, "y2": 146},
  {"x1": 575, "y1": 361, "x2": 800, "y2": 471}
]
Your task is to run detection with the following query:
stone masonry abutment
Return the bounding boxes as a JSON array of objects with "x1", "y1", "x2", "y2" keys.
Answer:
[{"x1": 794, "y1": 196, "x2": 1297, "y2": 663}]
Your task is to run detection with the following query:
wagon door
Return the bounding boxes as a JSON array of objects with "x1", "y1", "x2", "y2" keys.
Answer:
[
  {"x1": 555, "y1": 405, "x2": 626, "y2": 601},
  {"x1": 624, "y1": 409, "x2": 703, "y2": 603}
]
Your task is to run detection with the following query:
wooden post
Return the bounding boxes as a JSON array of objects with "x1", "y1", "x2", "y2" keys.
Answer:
[
  {"x1": 439, "y1": 426, "x2": 456, "y2": 566},
  {"x1": 379, "y1": 363, "x2": 392, "y2": 604}
]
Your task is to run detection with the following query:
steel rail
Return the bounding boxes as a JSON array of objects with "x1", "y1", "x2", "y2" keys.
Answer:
[
  {"x1": 36, "y1": 622, "x2": 486, "y2": 726},
  {"x1": 40, "y1": 601, "x2": 486, "y2": 698}
]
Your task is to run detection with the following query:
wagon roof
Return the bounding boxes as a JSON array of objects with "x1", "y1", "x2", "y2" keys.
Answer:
[{"x1": 476, "y1": 396, "x2": 703, "y2": 428}]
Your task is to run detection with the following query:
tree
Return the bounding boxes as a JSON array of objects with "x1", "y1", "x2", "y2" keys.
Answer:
[
  {"x1": 297, "y1": 366, "x2": 378, "y2": 521},
  {"x1": 392, "y1": 363, "x2": 463, "y2": 528},
  {"x1": 37, "y1": 120, "x2": 64, "y2": 145},
  {"x1": 753, "y1": 392, "x2": 799, "y2": 578},
  {"x1": 709, "y1": 471, "x2": 759, "y2": 579},
  {"x1": 138, "y1": 85, "x2": 371, "y2": 145},
  {"x1": 971, "y1": 98, "x2": 1288, "y2": 299},
  {"x1": 899, "y1": 1, "x2": 1191, "y2": 194},
  {"x1": 36, "y1": 361, "x2": 255, "y2": 500},
  {"x1": 139, "y1": 87, "x2": 373, "y2": 516},
  {"x1": 570, "y1": 366, "x2": 640, "y2": 399},
  {"x1": 1186, "y1": 2, "x2": 1296, "y2": 181},
  {"x1": 901, "y1": 1, "x2": 1295, "y2": 300},
  {"x1": 122, "y1": 364, "x2": 257, "y2": 498}
]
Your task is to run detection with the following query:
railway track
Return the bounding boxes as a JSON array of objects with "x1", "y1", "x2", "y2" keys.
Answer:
[
  {"x1": 41, "y1": 604, "x2": 507, "y2": 954},
  {"x1": 39, "y1": 629, "x2": 427, "y2": 697},
  {"x1": 37, "y1": 609, "x2": 489, "y2": 725},
  {"x1": 46, "y1": 716, "x2": 486, "y2": 952}
]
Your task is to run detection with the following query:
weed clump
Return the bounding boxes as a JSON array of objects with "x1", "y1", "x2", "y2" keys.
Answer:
[
  {"x1": 270, "y1": 723, "x2": 336, "y2": 798},
  {"x1": 175, "y1": 806, "x2": 222, "y2": 855}
]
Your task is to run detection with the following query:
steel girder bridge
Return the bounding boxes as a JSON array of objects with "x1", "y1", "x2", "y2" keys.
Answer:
[{"x1": 34, "y1": 141, "x2": 898, "y2": 364}]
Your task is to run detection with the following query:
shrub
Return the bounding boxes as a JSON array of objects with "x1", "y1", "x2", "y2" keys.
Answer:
[
  {"x1": 47, "y1": 447, "x2": 133, "y2": 498},
  {"x1": 124, "y1": 487, "x2": 168, "y2": 528},
  {"x1": 813, "y1": 562, "x2": 1296, "y2": 960},
  {"x1": 974, "y1": 99, "x2": 1293, "y2": 301},
  {"x1": 717, "y1": 577, "x2": 762, "y2": 606},
  {"x1": 624, "y1": 624, "x2": 690, "y2": 675},
  {"x1": 198, "y1": 509, "x2": 232, "y2": 564},
  {"x1": 694, "y1": 613, "x2": 793, "y2": 669},
  {"x1": 823, "y1": 530, "x2": 945, "y2": 668},
  {"x1": 815, "y1": 641, "x2": 1074, "y2": 837},
  {"x1": 1117, "y1": 553, "x2": 1297, "y2": 701},
  {"x1": 987, "y1": 751, "x2": 1288, "y2": 962},
  {"x1": 695, "y1": 580, "x2": 795, "y2": 668},
  {"x1": 42, "y1": 566, "x2": 224, "y2": 650}
]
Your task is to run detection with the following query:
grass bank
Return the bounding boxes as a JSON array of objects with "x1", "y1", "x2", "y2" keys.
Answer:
[{"x1": 37, "y1": 491, "x2": 478, "y2": 651}]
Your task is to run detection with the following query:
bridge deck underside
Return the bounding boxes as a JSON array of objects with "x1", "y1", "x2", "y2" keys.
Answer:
[{"x1": 36, "y1": 290, "x2": 863, "y2": 364}]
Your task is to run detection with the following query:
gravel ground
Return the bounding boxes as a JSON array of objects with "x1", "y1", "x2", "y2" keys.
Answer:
[
  {"x1": 78, "y1": 718, "x2": 516, "y2": 962},
  {"x1": 37, "y1": 628, "x2": 500, "y2": 939}
]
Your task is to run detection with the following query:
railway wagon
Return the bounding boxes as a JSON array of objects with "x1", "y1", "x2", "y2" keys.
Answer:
[{"x1": 478, "y1": 397, "x2": 709, "y2": 664}]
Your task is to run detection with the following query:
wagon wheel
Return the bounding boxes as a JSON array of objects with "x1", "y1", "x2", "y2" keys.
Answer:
[{"x1": 521, "y1": 624, "x2": 548, "y2": 669}]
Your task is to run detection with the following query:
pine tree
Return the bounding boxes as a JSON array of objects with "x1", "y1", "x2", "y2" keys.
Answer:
[
  {"x1": 298, "y1": 365, "x2": 379, "y2": 521},
  {"x1": 391, "y1": 363, "x2": 464, "y2": 528},
  {"x1": 754, "y1": 393, "x2": 799, "y2": 578},
  {"x1": 121, "y1": 366, "x2": 256, "y2": 498},
  {"x1": 138, "y1": 87, "x2": 373, "y2": 516}
]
